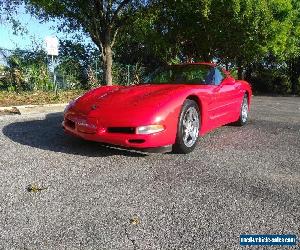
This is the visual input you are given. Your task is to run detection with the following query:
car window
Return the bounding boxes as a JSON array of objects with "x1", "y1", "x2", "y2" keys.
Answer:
[
  {"x1": 214, "y1": 68, "x2": 224, "y2": 85},
  {"x1": 205, "y1": 68, "x2": 215, "y2": 84},
  {"x1": 145, "y1": 65, "x2": 213, "y2": 85}
]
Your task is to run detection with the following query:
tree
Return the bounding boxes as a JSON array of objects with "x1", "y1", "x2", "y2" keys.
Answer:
[
  {"x1": 22, "y1": 0, "x2": 148, "y2": 85},
  {"x1": 114, "y1": 0, "x2": 215, "y2": 71},
  {"x1": 114, "y1": 2, "x2": 178, "y2": 71},
  {"x1": 284, "y1": 0, "x2": 300, "y2": 94},
  {"x1": 126, "y1": 0, "x2": 295, "y2": 79},
  {"x1": 58, "y1": 40, "x2": 96, "y2": 88},
  {"x1": 0, "y1": 1, "x2": 27, "y2": 35},
  {"x1": 0, "y1": 46, "x2": 52, "y2": 92}
]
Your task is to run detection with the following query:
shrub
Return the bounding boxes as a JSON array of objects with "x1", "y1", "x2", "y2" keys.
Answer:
[
  {"x1": 250, "y1": 69, "x2": 292, "y2": 95},
  {"x1": 296, "y1": 76, "x2": 300, "y2": 95}
]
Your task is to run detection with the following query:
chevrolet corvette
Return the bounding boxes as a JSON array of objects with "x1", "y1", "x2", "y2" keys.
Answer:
[{"x1": 63, "y1": 62, "x2": 252, "y2": 153}]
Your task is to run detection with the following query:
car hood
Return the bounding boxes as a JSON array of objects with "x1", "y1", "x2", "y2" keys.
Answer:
[{"x1": 73, "y1": 84, "x2": 186, "y2": 115}]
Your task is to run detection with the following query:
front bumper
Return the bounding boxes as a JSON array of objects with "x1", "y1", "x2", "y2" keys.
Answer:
[{"x1": 62, "y1": 114, "x2": 173, "y2": 150}]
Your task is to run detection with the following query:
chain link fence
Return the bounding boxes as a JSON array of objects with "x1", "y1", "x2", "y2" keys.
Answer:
[{"x1": 0, "y1": 48, "x2": 146, "y2": 92}]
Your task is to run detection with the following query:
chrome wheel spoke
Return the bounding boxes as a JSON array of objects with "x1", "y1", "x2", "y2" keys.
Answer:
[
  {"x1": 192, "y1": 120, "x2": 199, "y2": 128},
  {"x1": 184, "y1": 129, "x2": 189, "y2": 140},
  {"x1": 183, "y1": 119, "x2": 188, "y2": 127},
  {"x1": 188, "y1": 110, "x2": 193, "y2": 120}
]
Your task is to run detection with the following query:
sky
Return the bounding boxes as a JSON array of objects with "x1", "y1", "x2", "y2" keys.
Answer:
[{"x1": 0, "y1": 5, "x2": 90, "y2": 51}]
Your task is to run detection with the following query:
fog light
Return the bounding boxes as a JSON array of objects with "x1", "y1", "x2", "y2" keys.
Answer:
[{"x1": 136, "y1": 125, "x2": 165, "y2": 134}]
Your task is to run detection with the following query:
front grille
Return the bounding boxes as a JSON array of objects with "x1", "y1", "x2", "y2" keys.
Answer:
[
  {"x1": 65, "y1": 119, "x2": 75, "y2": 129},
  {"x1": 107, "y1": 127, "x2": 135, "y2": 134}
]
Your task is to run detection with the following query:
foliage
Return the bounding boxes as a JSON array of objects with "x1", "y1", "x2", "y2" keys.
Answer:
[
  {"x1": 253, "y1": 72, "x2": 292, "y2": 95},
  {"x1": 1, "y1": 0, "x2": 300, "y2": 95},
  {"x1": 0, "y1": 1, "x2": 27, "y2": 35},
  {"x1": 0, "y1": 47, "x2": 54, "y2": 92},
  {"x1": 114, "y1": 0, "x2": 300, "y2": 94},
  {"x1": 296, "y1": 77, "x2": 300, "y2": 95},
  {"x1": 115, "y1": 0, "x2": 297, "y2": 73},
  {"x1": 112, "y1": 62, "x2": 146, "y2": 85},
  {"x1": 56, "y1": 40, "x2": 94, "y2": 89},
  {"x1": 21, "y1": 0, "x2": 150, "y2": 85}
]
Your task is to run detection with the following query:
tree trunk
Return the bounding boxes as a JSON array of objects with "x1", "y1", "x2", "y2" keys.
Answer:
[
  {"x1": 236, "y1": 58, "x2": 244, "y2": 80},
  {"x1": 104, "y1": 43, "x2": 113, "y2": 86},
  {"x1": 100, "y1": 31, "x2": 113, "y2": 86},
  {"x1": 237, "y1": 67, "x2": 244, "y2": 80},
  {"x1": 289, "y1": 59, "x2": 299, "y2": 95},
  {"x1": 245, "y1": 65, "x2": 252, "y2": 82}
]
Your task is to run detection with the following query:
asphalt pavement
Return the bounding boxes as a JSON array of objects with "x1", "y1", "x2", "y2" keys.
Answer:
[{"x1": 0, "y1": 96, "x2": 299, "y2": 249}]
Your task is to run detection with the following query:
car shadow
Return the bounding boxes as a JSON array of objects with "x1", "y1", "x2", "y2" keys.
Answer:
[{"x1": 2, "y1": 112, "x2": 147, "y2": 157}]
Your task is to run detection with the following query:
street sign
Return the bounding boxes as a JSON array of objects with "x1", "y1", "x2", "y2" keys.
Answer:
[{"x1": 44, "y1": 36, "x2": 59, "y2": 56}]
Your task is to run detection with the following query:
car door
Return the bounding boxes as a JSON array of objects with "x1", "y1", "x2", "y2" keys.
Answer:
[
  {"x1": 209, "y1": 70, "x2": 238, "y2": 126},
  {"x1": 216, "y1": 76, "x2": 241, "y2": 125},
  {"x1": 205, "y1": 68, "x2": 226, "y2": 126},
  {"x1": 204, "y1": 67, "x2": 241, "y2": 130}
]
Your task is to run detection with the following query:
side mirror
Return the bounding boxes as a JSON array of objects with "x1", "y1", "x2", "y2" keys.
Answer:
[{"x1": 221, "y1": 77, "x2": 235, "y2": 85}]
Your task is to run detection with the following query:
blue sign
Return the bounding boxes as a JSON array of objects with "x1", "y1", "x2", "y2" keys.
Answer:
[{"x1": 240, "y1": 234, "x2": 297, "y2": 246}]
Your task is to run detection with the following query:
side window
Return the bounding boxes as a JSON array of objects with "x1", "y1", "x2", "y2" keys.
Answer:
[
  {"x1": 214, "y1": 68, "x2": 224, "y2": 85},
  {"x1": 205, "y1": 68, "x2": 215, "y2": 84}
]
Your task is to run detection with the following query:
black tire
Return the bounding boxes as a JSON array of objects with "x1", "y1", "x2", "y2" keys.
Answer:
[
  {"x1": 236, "y1": 94, "x2": 249, "y2": 126},
  {"x1": 173, "y1": 99, "x2": 200, "y2": 154}
]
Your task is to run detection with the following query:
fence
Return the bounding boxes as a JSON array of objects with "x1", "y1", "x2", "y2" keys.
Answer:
[{"x1": 0, "y1": 47, "x2": 146, "y2": 92}]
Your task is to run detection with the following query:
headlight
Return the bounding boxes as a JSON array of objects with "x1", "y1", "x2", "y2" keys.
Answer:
[
  {"x1": 64, "y1": 97, "x2": 80, "y2": 113},
  {"x1": 64, "y1": 102, "x2": 72, "y2": 113},
  {"x1": 136, "y1": 125, "x2": 165, "y2": 134}
]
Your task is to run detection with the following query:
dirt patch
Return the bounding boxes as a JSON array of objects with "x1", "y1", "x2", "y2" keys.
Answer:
[
  {"x1": 0, "y1": 90, "x2": 85, "y2": 107},
  {"x1": 0, "y1": 107, "x2": 21, "y2": 115}
]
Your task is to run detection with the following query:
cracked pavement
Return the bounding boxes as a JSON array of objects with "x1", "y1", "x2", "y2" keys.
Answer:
[{"x1": 0, "y1": 96, "x2": 299, "y2": 249}]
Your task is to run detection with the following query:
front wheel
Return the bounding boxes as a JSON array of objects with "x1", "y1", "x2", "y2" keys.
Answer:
[{"x1": 173, "y1": 99, "x2": 200, "y2": 154}]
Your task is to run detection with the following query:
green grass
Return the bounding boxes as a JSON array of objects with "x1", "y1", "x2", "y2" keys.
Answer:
[{"x1": 0, "y1": 90, "x2": 86, "y2": 107}]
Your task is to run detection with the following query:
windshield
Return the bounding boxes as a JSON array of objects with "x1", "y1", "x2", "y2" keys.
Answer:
[{"x1": 145, "y1": 64, "x2": 215, "y2": 84}]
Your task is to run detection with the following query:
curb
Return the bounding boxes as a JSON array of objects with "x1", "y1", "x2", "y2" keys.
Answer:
[{"x1": 0, "y1": 103, "x2": 67, "y2": 115}]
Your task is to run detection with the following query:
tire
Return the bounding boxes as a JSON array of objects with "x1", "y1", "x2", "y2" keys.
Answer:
[
  {"x1": 173, "y1": 99, "x2": 200, "y2": 154},
  {"x1": 236, "y1": 94, "x2": 249, "y2": 126}
]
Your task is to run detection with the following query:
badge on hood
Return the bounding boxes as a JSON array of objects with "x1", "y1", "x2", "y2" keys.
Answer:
[{"x1": 91, "y1": 104, "x2": 98, "y2": 110}]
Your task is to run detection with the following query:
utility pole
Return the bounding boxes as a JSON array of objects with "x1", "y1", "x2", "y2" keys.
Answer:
[{"x1": 51, "y1": 55, "x2": 58, "y2": 95}]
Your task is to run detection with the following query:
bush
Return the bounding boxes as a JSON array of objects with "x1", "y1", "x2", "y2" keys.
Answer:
[
  {"x1": 112, "y1": 63, "x2": 146, "y2": 85},
  {"x1": 296, "y1": 77, "x2": 300, "y2": 95},
  {"x1": 272, "y1": 75, "x2": 291, "y2": 94},
  {"x1": 250, "y1": 69, "x2": 292, "y2": 95}
]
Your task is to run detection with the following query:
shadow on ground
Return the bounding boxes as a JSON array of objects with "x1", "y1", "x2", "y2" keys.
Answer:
[{"x1": 2, "y1": 112, "x2": 146, "y2": 157}]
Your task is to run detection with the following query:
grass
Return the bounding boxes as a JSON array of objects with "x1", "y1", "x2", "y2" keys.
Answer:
[{"x1": 0, "y1": 90, "x2": 86, "y2": 107}]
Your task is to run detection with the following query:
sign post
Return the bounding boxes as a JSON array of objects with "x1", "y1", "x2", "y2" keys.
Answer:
[{"x1": 44, "y1": 36, "x2": 59, "y2": 94}]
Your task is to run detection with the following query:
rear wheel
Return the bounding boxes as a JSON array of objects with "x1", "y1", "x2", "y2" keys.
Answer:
[
  {"x1": 173, "y1": 99, "x2": 200, "y2": 154},
  {"x1": 236, "y1": 94, "x2": 249, "y2": 126}
]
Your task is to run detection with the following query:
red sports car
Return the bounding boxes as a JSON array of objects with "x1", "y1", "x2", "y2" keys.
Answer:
[{"x1": 63, "y1": 63, "x2": 252, "y2": 153}]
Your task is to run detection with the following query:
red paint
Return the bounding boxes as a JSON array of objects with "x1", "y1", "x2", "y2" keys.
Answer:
[{"x1": 63, "y1": 63, "x2": 252, "y2": 150}]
